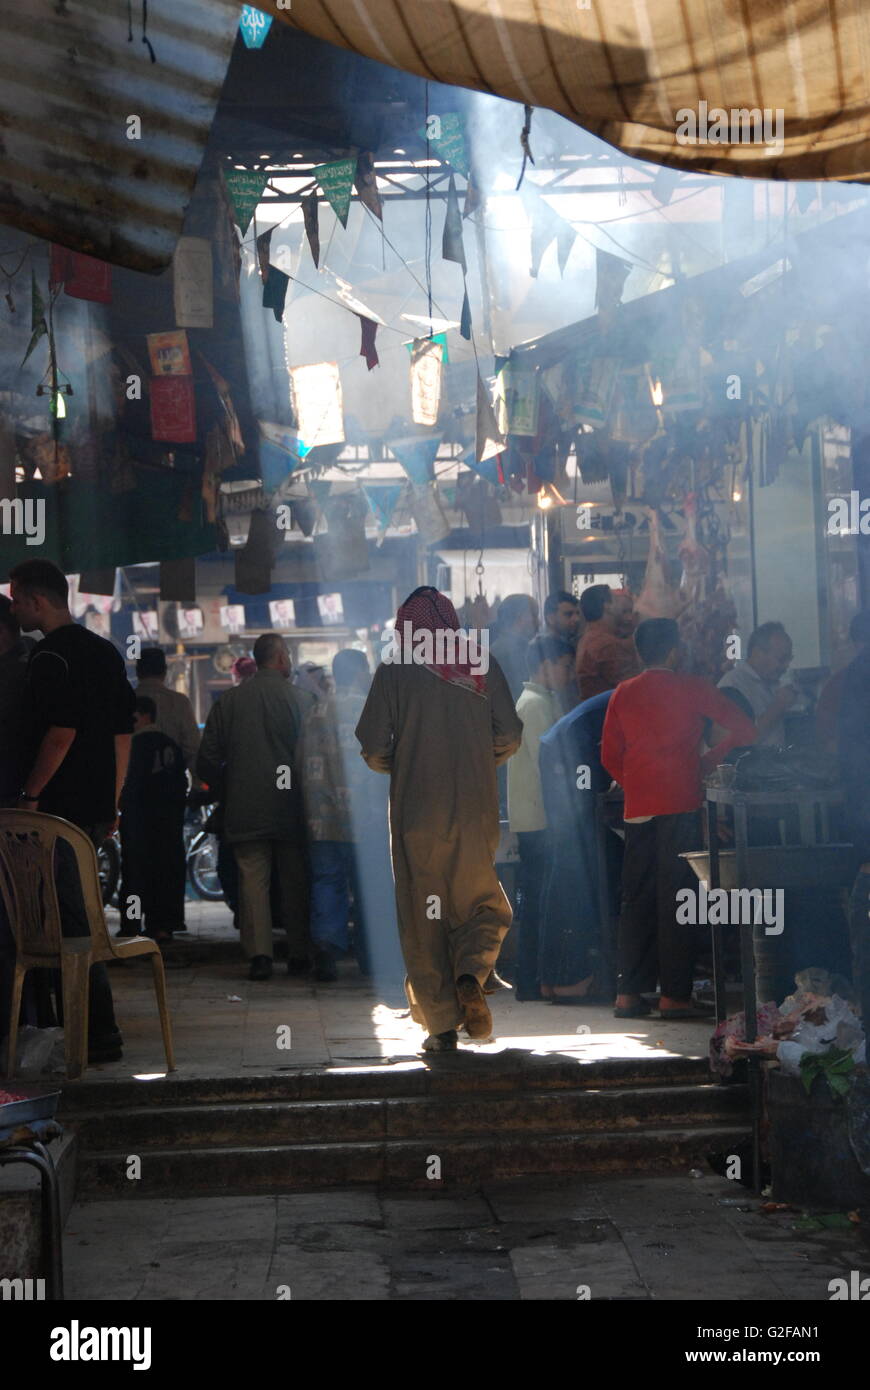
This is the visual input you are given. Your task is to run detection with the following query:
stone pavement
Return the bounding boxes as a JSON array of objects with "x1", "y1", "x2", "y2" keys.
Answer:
[
  {"x1": 95, "y1": 899, "x2": 717, "y2": 1080},
  {"x1": 63, "y1": 1171, "x2": 868, "y2": 1301}
]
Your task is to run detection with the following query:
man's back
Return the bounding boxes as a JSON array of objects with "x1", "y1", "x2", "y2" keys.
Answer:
[
  {"x1": 200, "y1": 670, "x2": 308, "y2": 843},
  {"x1": 576, "y1": 620, "x2": 639, "y2": 701},
  {"x1": 135, "y1": 677, "x2": 200, "y2": 771},
  {"x1": 27, "y1": 623, "x2": 135, "y2": 824}
]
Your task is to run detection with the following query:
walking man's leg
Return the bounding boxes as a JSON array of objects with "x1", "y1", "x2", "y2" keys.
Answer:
[
  {"x1": 233, "y1": 840, "x2": 274, "y2": 968},
  {"x1": 616, "y1": 820, "x2": 658, "y2": 1011},
  {"x1": 656, "y1": 811, "x2": 702, "y2": 1008}
]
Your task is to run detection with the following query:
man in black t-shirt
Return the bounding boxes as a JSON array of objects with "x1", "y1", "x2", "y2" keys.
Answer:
[{"x1": 10, "y1": 560, "x2": 136, "y2": 1063}]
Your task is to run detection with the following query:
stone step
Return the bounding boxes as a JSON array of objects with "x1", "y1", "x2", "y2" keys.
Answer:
[
  {"x1": 59, "y1": 1053, "x2": 714, "y2": 1113},
  {"x1": 76, "y1": 1124, "x2": 749, "y2": 1196},
  {"x1": 71, "y1": 1083, "x2": 748, "y2": 1152}
]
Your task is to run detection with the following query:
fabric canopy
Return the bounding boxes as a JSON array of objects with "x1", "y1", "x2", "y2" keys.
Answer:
[{"x1": 270, "y1": 0, "x2": 870, "y2": 182}]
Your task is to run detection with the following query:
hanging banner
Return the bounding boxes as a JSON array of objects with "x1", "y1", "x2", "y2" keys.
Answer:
[
  {"x1": 355, "y1": 152, "x2": 382, "y2": 221},
  {"x1": 173, "y1": 236, "x2": 213, "y2": 329},
  {"x1": 147, "y1": 331, "x2": 191, "y2": 377},
  {"x1": 262, "y1": 266, "x2": 289, "y2": 322},
  {"x1": 150, "y1": 375, "x2": 196, "y2": 442},
  {"x1": 387, "y1": 434, "x2": 442, "y2": 485},
  {"x1": 358, "y1": 315, "x2": 379, "y2": 370},
  {"x1": 312, "y1": 158, "x2": 356, "y2": 229},
  {"x1": 404, "y1": 331, "x2": 449, "y2": 363},
  {"x1": 421, "y1": 112, "x2": 469, "y2": 176},
  {"x1": 595, "y1": 247, "x2": 632, "y2": 318},
  {"x1": 572, "y1": 356, "x2": 621, "y2": 428},
  {"x1": 408, "y1": 483, "x2": 451, "y2": 545},
  {"x1": 442, "y1": 175, "x2": 466, "y2": 271},
  {"x1": 50, "y1": 246, "x2": 112, "y2": 303},
  {"x1": 289, "y1": 362, "x2": 345, "y2": 450},
  {"x1": 410, "y1": 337, "x2": 443, "y2": 426},
  {"x1": 223, "y1": 169, "x2": 269, "y2": 234},
  {"x1": 476, "y1": 374, "x2": 506, "y2": 463},
  {"x1": 497, "y1": 363, "x2": 539, "y2": 436},
  {"x1": 239, "y1": 5, "x2": 272, "y2": 47},
  {"x1": 256, "y1": 227, "x2": 273, "y2": 283},
  {"x1": 302, "y1": 191, "x2": 320, "y2": 267}
]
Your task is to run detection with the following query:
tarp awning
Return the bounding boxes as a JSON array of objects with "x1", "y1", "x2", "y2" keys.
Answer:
[{"x1": 273, "y1": 0, "x2": 870, "y2": 182}]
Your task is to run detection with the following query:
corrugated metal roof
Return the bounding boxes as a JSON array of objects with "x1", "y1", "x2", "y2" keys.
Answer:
[{"x1": 0, "y1": 0, "x2": 241, "y2": 272}]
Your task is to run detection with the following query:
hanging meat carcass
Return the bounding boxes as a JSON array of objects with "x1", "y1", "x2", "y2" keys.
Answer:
[
  {"x1": 678, "y1": 491, "x2": 710, "y2": 607},
  {"x1": 635, "y1": 507, "x2": 682, "y2": 620}
]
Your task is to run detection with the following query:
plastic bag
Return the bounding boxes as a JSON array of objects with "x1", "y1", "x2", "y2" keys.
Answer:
[{"x1": 13, "y1": 1025, "x2": 66, "y2": 1079}]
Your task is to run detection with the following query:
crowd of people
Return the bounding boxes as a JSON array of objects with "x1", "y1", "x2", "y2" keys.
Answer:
[{"x1": 0, "y1": 559, "x2": 868, "y2": 1060}]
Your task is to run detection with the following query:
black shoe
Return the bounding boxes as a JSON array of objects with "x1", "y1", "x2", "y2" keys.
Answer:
[
  {"x1": 286, "y1": 956, "x2": 310, "y2": 976},
  {"x1": 88, "y1": 1029, "x2": 124, "y2": 1065},
  {"x1": 313, "y1": 948, "x2": 338, "y2": 983},
  {"x1": 249, "y1": 955, "x2": 273, "y2": 981}
]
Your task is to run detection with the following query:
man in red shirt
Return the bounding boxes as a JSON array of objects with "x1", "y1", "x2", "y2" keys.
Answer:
[
  {"x1": 575, "y1": 584, "x2": 640, "y2": 702},
  {"x1": 602, "y1": 618, "x2": 756, "y2": 1020}
]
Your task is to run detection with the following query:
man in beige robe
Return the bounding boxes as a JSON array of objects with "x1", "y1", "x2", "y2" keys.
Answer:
[{"x1": 356, "y1": 587, "x2": 522, "y2": 1050}]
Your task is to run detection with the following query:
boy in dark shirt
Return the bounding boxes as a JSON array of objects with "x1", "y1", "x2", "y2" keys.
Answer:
[{"x1": 119, "y1": 697, "x2": 188, "y2": 942}]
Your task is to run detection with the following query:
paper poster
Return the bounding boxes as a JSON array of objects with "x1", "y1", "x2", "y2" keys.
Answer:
[
  {"x1": 173, "y1": 237, "x2": 213, "y2": 329},
  {"x1": 497, "y1": 364, "x2": 539, "y2": 436},
  {"x1": 150, "y1": 375, "x2": 196, "y2": 442},
  {"x1": 133, "y1": 610, "x2": 159, "y2": 641},
  {"x1": 223, "y1": 169, "x2": 269, "y2": 233},
  {"x1": 147, "y1": 331, "x2": 192, "y2": 377},
  {"x1": 574, "y1": 356, "x2": 620, "y2": 428},
  {"x1": 410, "y1": 338, "x2": 443, "y2": 427},
  {"x1": 312, "y1": 158, "x2": 356, "y2": 229},
  {"x1": 219, "y1": 604, "x2": 246, "y2": 633},
  {"x1": 178, "y1": 606, "x2": 205, "y2": 639},
  {"x1": 289, "y1": 363, "x2": 345, "y2": 450},
  {"x1": 317, "y1": 592, "x2": 344, "y2": 625},
  {"x1": 84, "y1": 611, "x2": 111, "y2": 637},
  {"x1": 268, "y1": 599, "x2": 296, "y2": 627}
]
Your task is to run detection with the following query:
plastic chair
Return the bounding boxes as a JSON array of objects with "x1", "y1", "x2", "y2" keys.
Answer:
[{"x1": 0, "y1": 810, "x2": 175, "y2": 1080}]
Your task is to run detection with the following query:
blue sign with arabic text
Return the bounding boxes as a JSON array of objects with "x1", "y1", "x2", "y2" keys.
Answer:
[{"x1": 240, "y1": 7, "x2": 273, "y2": 49}]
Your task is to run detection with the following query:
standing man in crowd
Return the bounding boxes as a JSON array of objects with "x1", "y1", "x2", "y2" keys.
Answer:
[
  {"x1": 716, "y1": 621, "x2": 797, "y2": 747},
  {"x1": 543, "y1": 591, "x2": 581, "y2": 652},
  {"x1": 197, "y1": 632, "x2": 311, "y2": 981},
  {"x1": 507, "y1": 636, "x2": 574, "y2": 999},
  {"x1": 575, "y1": 584, "x2": 640, "y2": 702},
  {"x1": 0, "y1": 594, "x2": 35, "y2": 807},
  {"x1": 356, "y1": 587, "x2": 522, "y2": 1051},
  {"x1": 10, "y1": 560, "x2": 135, "y2": 1064},
  {"x1": 602, "y1": 618, "x2": 756, "y2": 1021},
  {"x1": 133, "y1": 646, "x2": 199, "y2": 939},
  {"x1": 490, "y1": 593, "x2": 539, "y2": 701},
  {"x1": 118, "y1": 696, "x2": 187, "y2": 943}
]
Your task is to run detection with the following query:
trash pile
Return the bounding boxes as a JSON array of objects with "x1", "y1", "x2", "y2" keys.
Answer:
[{"x1": 710, "y1": 967, "x2": 866, "y2": 1086}]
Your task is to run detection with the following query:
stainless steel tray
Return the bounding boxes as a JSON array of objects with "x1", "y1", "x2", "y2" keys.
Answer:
[{"x1": 0, "y1": 1088, "x2": 61, "y2": 1131}]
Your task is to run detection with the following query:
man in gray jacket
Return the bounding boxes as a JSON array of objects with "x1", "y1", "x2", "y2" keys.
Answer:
[{"x1": 198, "y1": 633, "x2": 311, "y2": 980}]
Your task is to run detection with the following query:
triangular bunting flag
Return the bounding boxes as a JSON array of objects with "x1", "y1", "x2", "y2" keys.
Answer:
[
  {"x1": 302, "y1": 192, "x2": 320, "y2": 267},
  {"x1": 355, "y1": 152, "x2": 382, "y2": 221},
  {"x1": 460, "y1": 287, "x2": 472, "y2": 341},
  {"x1": 309, "y1": 479, "x2": 332, "y2": 508},
  {"x1": 462, "y1": 444, "x2": 501, "y2": 485},
  {"x1": 420, "y1": 112, "x2": 469, "y2": 176},
  {"x1": 442, "y1": 175, "x2": 466, "y2": 272},
  {"x1": 22, "y1": 270, "x2": 47, "y2": 365},
  {"x1": 262, "y1": 267, "x2": 289, "y2": 322},
  {"x1": 224, "y1": 169, "x2": 269, "y2": 234},
  {"x1": 476, "y1": 375, "x2": 506, "y2": 463},
  {"x1": 463, "y1": 174, "x2": 481, "y2": 220},
  {"x1": 387, "y1": 434, "x2": 442, "y2": 485},
  {"x1": 313, "y1": 158, "x2": 356, "y2": 229},
  {"x1": 256, "y1": 228, "x2": 273, "y2": 283},
  {"x1": 358, "y1": 315, "x2": 379, "y2": 370},
  {"x1": 529, "y1": 194, "x2": 577, "y2": 278},
  {"x1": 364, "y1": 484, "x2": 402, "y2": 530}
]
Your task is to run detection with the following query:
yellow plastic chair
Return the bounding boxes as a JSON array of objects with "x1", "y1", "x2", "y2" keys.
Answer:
[{"x1": 0, "y1": 810, "x2": 176, "y2": 1080}]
